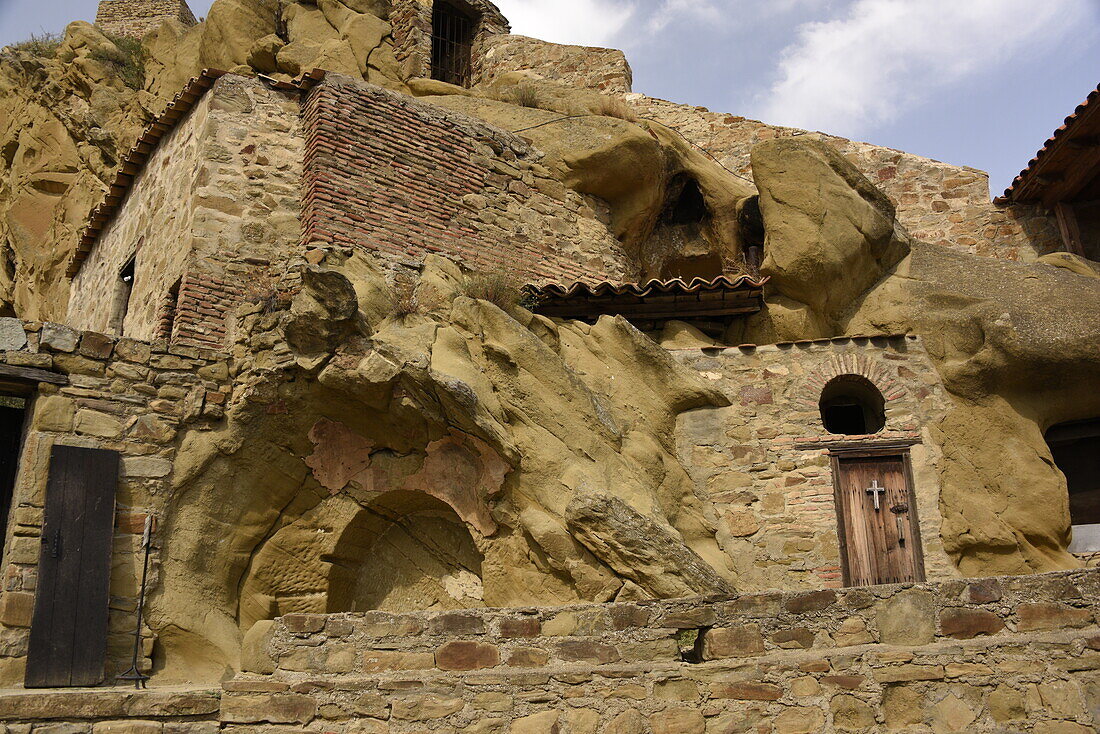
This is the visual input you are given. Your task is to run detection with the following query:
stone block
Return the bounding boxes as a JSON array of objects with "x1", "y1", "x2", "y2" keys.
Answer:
[
  {"x1": 0, "y1": 318, "x2": 27, "y2": 350},
  {"x1": 34, "y1": 395, "x2": 76, "y2": 432},
  {"x1": 53, "y1": 354, "x2": 105, "y2": 376},
  {"x1": 771, "y1": 627, "x2": 815, "y2": 649},
  {"x1": 79, "y1": 332, "x2": 115, "y2": 359},
  {"x1": 390, "y1": 694, "x2": 464, "y2": 721},
  {"x1": 240, "y1": 620, "x2": 276, "y2": 674},
  {"x1": 774, "y1": 706, "x2": 825, "y2": 734},
  {"x1": 701, "y1": 625, "x2": 765, "y2": 659},
  {"x1": 784, "y1": 589, "x2": 836, "y2": 613},
  {"x1": 1017, "y1": 603, "x2": 1094, "y2": 631},
  {"x1": 653, "y1": 678, "x2": 699, "y2": 701},
  {"x1": 39, "y1": 323, "x2": 78, "y2": 353},
  {"x1": 282, "y1": 613, "x2": 326, "y2": 634},
  {"x1": 882, "y1": 684, "x2": 924, "y2": 727},
  {"x1": 0, "y1": 591, "x2": 35, "y2": 627},
  {"x1": 509, "y1": 711, "x2": 559, "y2": 733},
  {"x1": 555, "y1": 640, "x2": 619, "y2": 664},
  {"x1": 710, "y1": 681, "x2": 782, "y2": 700},
  {"x1": 876, "y1": 590, "x2": 935, "y2": 645},
  {"x1": 965, "y1": 579, "x2": 1002, "y2": 603},
  {"x1": 435, "y1": 640, "x2": 500, "y2": 670},
  {"x1": 122, "y1": 457, "x2": 173, "y2": 478},
  {"x1": 609, "y1": 603, "x2": 651, "y2": 629},
  {"x1": 353, "y1": 693, "x2": 390, "y2": 719},
  {"x1": 430, "y1": 611, "x2": 485, "y2": 635},
  {"x1": 361, "y1": 650, "x2": 435, "y2": 672},
  {"x1": 874, "y1": 664, "x2": 945, "y2": 683},
  {"x1": 649, "y1": 708, "x2": 705, "y2": 734},
  {"x1": 658, "y1": 607, "x2": 716, "y2": 629},
  {"x1": 821, "y1": 675, "x2": 864, "y2": 690},
  {"x1": 220, "y1": 693, "x2": 316, "y2": 724},
  {"x1": 930, "y1": 693, "x2": 976, "y2": 732},
  {"x1": 499, "y1": 616, "x2": 540, "y2": 637},
  {"x1": 831, "y1": 694, "x2": 875, "y2": 730},
  {"x1": 92, "y1": 722, "x2": 162, "y2": 734},
  {"x1": 74, "y1": 409, "x2": 124, "y2": 438},
  {"x1": 604, "y1": 710, "x2": 644, "y2": 734},
  {"x1": 939, "y1": 607, "x2": 1005, "y2": 639},
  {"x1": 507, "y1": 646, "x2": 549, "y2": 667}
]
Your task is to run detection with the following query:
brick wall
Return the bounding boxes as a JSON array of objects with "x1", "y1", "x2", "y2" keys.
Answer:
[
  {"x1": 95, "y1": 0, "x2": 198, "y2": 39},
  {"x1": 673, "y1": 334, "x2": 956, "y2": 591},
  {"x1": 390, "y1": 0, "x2": 510, "y2": 84},
  {"x1": 0, "y1": 318, "x2": 230, "y2": 684},
  {"x1": 301, "y1": 75, "x2": 629, "y2": 283},
  {"x1": 215, "y1": 567, "x2": 1100, "y2": 733},
  {"x1": 480, "y1": 34, "x2": 633, "y2": 93},
  {"x1": 68, "y1": 75, "x2": 305, "y2": 350},
  {"x1": 628, "y1": 95, "x2": 1064, "y2": 262}
]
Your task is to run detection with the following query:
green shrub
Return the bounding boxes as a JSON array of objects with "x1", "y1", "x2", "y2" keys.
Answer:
[
  {"x1": 9, "y1": 32, "x2": 62, "y2": 57},
  {"x1": 89, "y1": 32, "x2": 146, "y2": 90}
]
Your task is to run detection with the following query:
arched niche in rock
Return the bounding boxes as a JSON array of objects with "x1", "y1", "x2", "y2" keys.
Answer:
[{"x1": 327, "y1": 490, "x2": 485, "y2": 613}]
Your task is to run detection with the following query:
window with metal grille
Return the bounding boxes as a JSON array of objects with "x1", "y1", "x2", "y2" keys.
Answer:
[{"x1": 431, "y1": 1, "x2": 475, "y2": 87}]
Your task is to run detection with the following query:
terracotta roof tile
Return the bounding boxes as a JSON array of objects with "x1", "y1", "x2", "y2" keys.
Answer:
[{"x1": 999, "y1": 82, "x2": 1100, "y2": 203}]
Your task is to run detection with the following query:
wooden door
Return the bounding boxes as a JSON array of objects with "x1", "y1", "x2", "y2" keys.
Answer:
[
  {"x1": 833, "y1": 453, "x2": 924, "y2": 586},
  {"x1": 25, "y1": 445, "x2": 119, "y2": 688}
]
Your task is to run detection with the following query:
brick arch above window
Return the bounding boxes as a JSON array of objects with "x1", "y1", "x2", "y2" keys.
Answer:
[{"x1": 799, "y1": 354, "x2": 908, "y2": 412}]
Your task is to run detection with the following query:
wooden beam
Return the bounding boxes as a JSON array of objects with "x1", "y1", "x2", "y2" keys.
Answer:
[
  {"x1": 0, "y1": 363, "x2": 68, "y2": 387},
  {"x1": 1055, "y1": 202, "x2": 1087, "y2": 257}
]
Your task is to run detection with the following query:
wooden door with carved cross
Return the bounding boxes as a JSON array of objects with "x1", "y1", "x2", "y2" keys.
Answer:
[{"x1": 832, "y1": 452, "x2": 925, "y2": 586}]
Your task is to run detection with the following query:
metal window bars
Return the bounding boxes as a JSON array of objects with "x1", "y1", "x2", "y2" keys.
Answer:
[{"x1": 431, "y1": 2, "x2": 474, "y2": 87}]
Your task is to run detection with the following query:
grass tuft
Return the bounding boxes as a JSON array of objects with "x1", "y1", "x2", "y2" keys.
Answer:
[
  {"x1": 385, "y1": 278, "x2": 444, "y2": 318},
  {"x1": 509, "y1": 84, "x2": 541, "y2": 109},
  {"x1": 461, "y1": 269, "x2": 540, "y2": 312},
  {"x1": 89, "y1": 32, "x2": 146, "y2": 90},
  {"x1": 591, "y1": 95, "x2": 638, "y2": 123}
]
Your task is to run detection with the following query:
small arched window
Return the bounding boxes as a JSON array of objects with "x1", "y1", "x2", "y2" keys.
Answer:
[{"x1": 819, "y1": 375, "x2": 886, "y2": 436}]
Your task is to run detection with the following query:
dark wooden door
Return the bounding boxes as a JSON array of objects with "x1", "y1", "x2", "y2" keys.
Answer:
[
  {"x1": 25, "y1": 445, "x2": 119, "y2": 688},
  {"x1": 833, "y1": 453, "x2": 924, "y2": 586}
]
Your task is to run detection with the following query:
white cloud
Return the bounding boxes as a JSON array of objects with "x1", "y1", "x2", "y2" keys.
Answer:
[
  {"x1": 646, "y1": 0, "x2": 721, "y2": 34},
  {"x1": 493, "y1": 0, "x2": 636, "y2": 47},
  {"x1": 754, "y1": 0, "x2": 1089, "y2": 137}
]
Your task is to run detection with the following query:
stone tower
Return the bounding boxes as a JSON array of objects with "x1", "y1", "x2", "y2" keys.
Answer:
[{"x1": 95, "y1": 0, "x2": 198, "y2": 39}]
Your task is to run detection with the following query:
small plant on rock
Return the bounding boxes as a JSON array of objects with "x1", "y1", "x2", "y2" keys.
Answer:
[
  {"x1": 89, "y1": 32, "x2": 146, "y2": 90},
  {"x1": 591, "y1": 95, "x2": 638, "y2": 123},
  {"x1": 462, "y1": 268, "x2": 540, "y2": 312},
  {"x1": 385, "y1": 278, "x2": 445, "y2": 318},
  {"x1": 509, "y1": 84, "x2": 541, "y2": 109},
  {"x1": 8, "y1": 31, "x2": 62, "y2": 57}
]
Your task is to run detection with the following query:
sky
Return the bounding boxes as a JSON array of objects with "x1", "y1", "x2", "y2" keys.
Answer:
[{"x1": 1, "y1": 0, "x2": 1097, "y2": 196}]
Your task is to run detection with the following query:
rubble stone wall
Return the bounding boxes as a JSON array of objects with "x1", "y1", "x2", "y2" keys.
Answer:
[
  {"x1": 301, "y1": 75, "x2": 629, "y2": 283},
  {"x1": 628, "y1": 95, "x2": 1063, "y2": 261},
  {"x1": 94, "y1": 0, "x2": 198, "y2": 39},
  {"x1": 68, "y1": 76, "x2": 305, "y2": 350},
  {"x1": 219, "y1": 568, "x2": 1100, "y2": 733},
  {"x1": 0, "y1": 318, "x2": 230, "y2": 684},
  {"x1": 673, "y1": 334, "x2": 957, "y2": 591},
  {"x1": 479, "y1": 35, "x2": 633, "y2": 93}
]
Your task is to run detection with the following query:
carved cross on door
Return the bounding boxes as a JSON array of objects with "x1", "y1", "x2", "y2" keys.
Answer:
[{"x1": 865, "y1": 479, "x2": 886, "y2": 511}]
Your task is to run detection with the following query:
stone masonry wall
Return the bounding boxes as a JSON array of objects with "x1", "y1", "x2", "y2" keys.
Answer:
[
  {"x1": 95, "y1": 0, "x2": 198, "y2": 39},
  {"x1": 390, "y1": 0, "x2": 510, "y2": 84},
  {"x1": 628, "y1": 95, "x2": 1063, "y2": 262},
  {"x1": 673, "y1": 335, "x2": 956, "y2": 592},
  {"x1": 479, "y1": 35, "x2": 633, "y2": 93},
  {"x1": 301, "y1": 75, "x2": 629, "y2": 284},
  {"x1": 68, "y1": 76, "x2": 305, "y2": 350},
  {"x1": 0, "y1": 318, "x2": 230, "y2": 685},
  {"x1": 215, "y1": 567, "x2": 1100, "y2": 733}
]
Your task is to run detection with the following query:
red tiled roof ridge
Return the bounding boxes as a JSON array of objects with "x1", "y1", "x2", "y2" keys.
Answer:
[
  {"x1": 67, "y1": 68, "x2": 328, "y2": 279},
  {"x1": 530, "y1": 274, "x2": 769, "y2": 298},
  {"x1": 998, "y1": 82, "x2": 1100, "y2": 203}
]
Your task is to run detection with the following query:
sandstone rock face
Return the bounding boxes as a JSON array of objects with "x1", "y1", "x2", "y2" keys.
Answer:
[
  {"x1": 149, "y1": 254, "x2": 736, "y2": 679},
  {"x1": 739, "y1": 137, "x2": 1100, "y2": 575}
]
